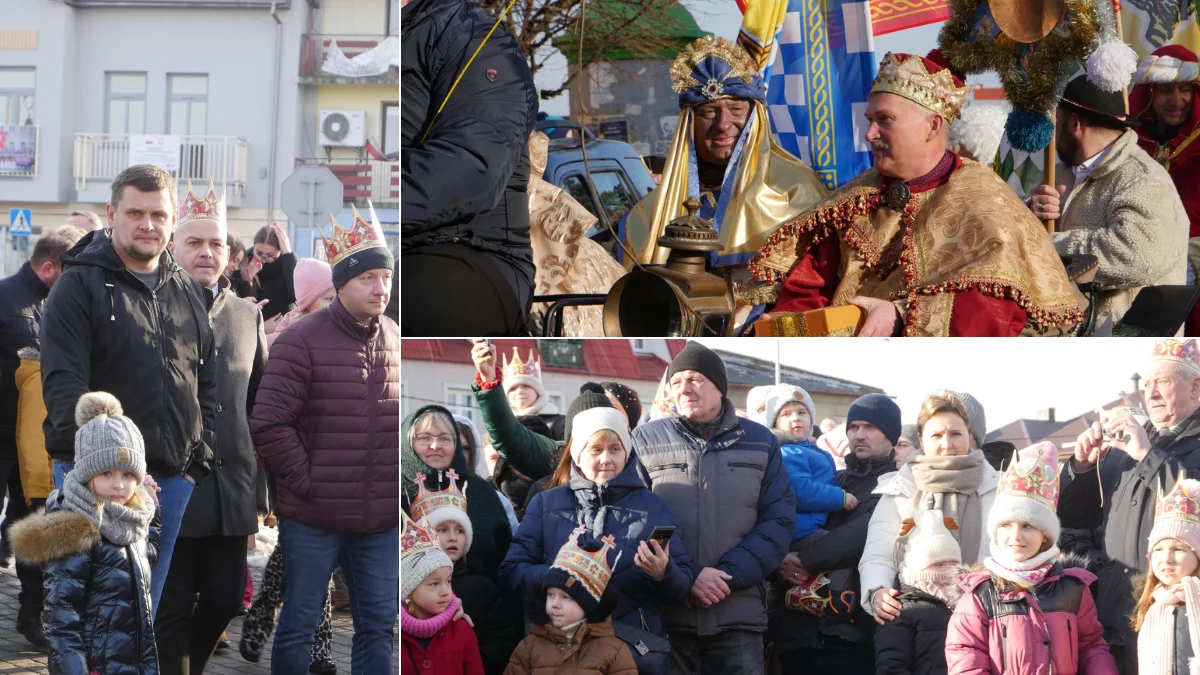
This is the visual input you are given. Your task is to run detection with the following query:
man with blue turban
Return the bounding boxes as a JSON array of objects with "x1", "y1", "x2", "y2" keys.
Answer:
[{"x1": 620, "y1": 36, "x2": 827, "y2": 301}]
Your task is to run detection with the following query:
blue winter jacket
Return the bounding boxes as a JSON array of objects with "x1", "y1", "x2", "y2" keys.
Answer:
[
  {"x1": 500, "y1": 457, "x2": 695, "y2": 673},
  {"x1": 631, "y1": 400, "x2": 796, "y2": 635},
  {"x1": 778, "y1": 433, "x2": 843, "y2": 541}
]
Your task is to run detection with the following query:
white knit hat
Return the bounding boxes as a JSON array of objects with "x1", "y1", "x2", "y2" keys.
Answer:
[
  {"x1": 502, "y1": 347, "x2": 548, "y2": 401},
  {"x1": 902, "y1": 509, "x2": 963, "y2": 577},
  {"x1": 746, "y1": 385, "x2": 772, "y2": 425},
  {"x1": 568, "y1": 407, "x2": 631, "y2": 466},
  {"x1": 401, "y1": 514, "x2": 453, "y2": 600},
  {"x1": 987, "y1": 441, "x2": 1062, "y2": 547},
  {"x1": 763, "y1": 384, "x2": 817, "y2": 431}
]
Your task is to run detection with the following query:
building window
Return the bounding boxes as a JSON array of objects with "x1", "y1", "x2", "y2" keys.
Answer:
[
  {"x1": 167, "y1": 74, "x2": 208, "y2": 136},
  {"x1": 383, "y1": 102, "x2": 399, "y2": 156},
  {"x1": 632, "y1": 339, "x2": 650, "y2": 353},
  {"x1": 105, "y1": 72, "x2": 146, "y2": 135},
  {"x1": 388, "y1": 0, "x2": 400, "y2": 35},
  {"x1": 0, "y1": 67, "x2": 35, "y2": 126},
  {"x1": 444, "y1": 386, "x2": 477, "y2": 426},
  {"x1": 547, "y1": 392, "x2": 565, "y2": 416}
]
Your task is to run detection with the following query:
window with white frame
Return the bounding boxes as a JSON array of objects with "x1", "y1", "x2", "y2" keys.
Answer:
[
  {"x1": 444, "y1": 386, "x2": 477, "y2": 426},
  {"x1": 383, "y1": 102, "x2": 399, "y2": 155},
  {"x1": 388, "y1": 0, "x2": 400, "y2": 35},
  {"x1": 105, "y1": 72, "x2": 147, "y2": 135},
  {"x1": 167, "y1": 74, "x2": 208, "y2": 136},
  {"x1": 547, "y1": 392, "x2": 565, "y2": 415},
  {"x1": 0, "y1": 68, "x2": 35, "y2": 126},
  {"x1": 631, "y1": 339, "x2": 651, "y2": 353}
]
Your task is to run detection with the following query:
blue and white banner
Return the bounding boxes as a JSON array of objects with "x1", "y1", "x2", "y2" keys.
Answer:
[{"x1": 765, "y1": 0, "x2": 877, "y2": 189}]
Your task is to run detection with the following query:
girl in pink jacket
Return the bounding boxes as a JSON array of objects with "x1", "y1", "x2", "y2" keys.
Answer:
[
  {"x1": 945, "y1": 443, "x2": 1118, "y2": 675},
  {"x1": 1132, "y1": 477, "x2": 1200, "y2": 675}
]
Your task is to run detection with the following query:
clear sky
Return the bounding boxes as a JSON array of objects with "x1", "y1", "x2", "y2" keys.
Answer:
[
  {"x1": 536, "y1": 0, "x2": 994, "y2": 116},
  {"x1": 695, "y1": 338, "x2": 1158, "y2": 431}
]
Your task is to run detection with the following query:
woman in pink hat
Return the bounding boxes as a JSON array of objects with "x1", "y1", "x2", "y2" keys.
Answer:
[{"x1": 266, "y1": 258, "x2": 335, "y2": 347}]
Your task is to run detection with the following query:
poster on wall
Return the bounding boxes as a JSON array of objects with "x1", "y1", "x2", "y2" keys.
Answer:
[
  {"x1": 128, "y1": 135, "x2": 182, "y2": 171},
  {"x1": 0, "y1": 126, "x2": 38, "y2": 175}
]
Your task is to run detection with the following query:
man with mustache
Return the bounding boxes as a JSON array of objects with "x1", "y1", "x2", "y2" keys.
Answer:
[
  {"x1": 748, "y1": 51, "x2": 1082, "y2": 336},
  {"x1": 1029, "y1": 75, "x2": 1188, "y2": 327},
  {"x1": 621, "y1": 36, "x2": 828, "y2": 316},
  {"x1": 40, "y1": 164, "x2": 217, "y2": 613}
]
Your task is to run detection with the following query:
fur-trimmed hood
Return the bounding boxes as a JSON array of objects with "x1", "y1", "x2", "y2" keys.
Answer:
[
  {"x1": 16, "y1": 346, "x2": 39, "y2": 361},
  {"x1": 10, "y1": 505, "x2": 100, "y2": 565}
]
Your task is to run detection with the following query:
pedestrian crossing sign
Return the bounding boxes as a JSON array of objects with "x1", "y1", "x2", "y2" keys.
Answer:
[{"x1": 8, "y1": 209, "x2": 31, "y2": 236}]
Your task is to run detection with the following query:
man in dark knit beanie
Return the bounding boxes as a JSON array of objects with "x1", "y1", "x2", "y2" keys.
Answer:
[
  {"x1": 846, "y1": 393, "x2": 902, "y2": 447},
  {"x1": 668, "y1": 341, "x2": 728, "y2": 397}
]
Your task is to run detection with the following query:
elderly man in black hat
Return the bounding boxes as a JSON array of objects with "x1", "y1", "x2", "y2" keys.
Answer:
[
  {"x1": 1029, "y1": 75, "x2": 1189, "y2": 327},
  {"x1": 631, "y1": 341, "x2": 795, "y2": 674}
]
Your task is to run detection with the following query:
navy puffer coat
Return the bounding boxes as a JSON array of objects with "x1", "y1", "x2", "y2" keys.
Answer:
[{"x1": 500, "y1": 457, "x2": 695, "y2": 675}]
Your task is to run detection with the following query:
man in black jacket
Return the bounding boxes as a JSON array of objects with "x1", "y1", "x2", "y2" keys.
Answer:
[
  {"x1": 401, "y1": 0, "x2": 538, "y2": 336},
  {"x1": 153, "y1": 186, "x2": 274, "y2": 675},
  {"x1": 0, "y1": 231, "x2": 80, "y2": 647},
  {"x1": 1059, "y1": 338, "x2": 1200, "y2": 675},
  {"x1": 40, "y1": 164, "x2": 216, "y2": 616},
  {"x1": 771, "y1": 394, "x2": 902, "y2": 675}
]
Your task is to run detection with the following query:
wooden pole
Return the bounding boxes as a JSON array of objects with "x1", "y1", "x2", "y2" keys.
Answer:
[
  {"x1": 1044, "y1": 124, "x2": 1057, "y2": 234},
  {"x1": 1114, "y1": 0, "x2": 1130, "y2": 115}
]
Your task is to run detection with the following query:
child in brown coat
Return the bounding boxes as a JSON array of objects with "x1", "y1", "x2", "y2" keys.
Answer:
[{"x1": 504, "y1": 527, "x2": 636, "y2": 675}]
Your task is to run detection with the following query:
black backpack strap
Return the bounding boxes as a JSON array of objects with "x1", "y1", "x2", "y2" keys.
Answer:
[{"x1": 973, "y1": 579, "x2": 1030, "y2": 619}]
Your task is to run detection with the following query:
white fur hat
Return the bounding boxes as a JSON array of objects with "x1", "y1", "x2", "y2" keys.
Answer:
[{"x1": 763, "y1": 384, "x2": 817, "y2": 432}]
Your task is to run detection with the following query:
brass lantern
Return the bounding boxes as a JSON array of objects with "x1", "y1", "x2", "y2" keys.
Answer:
[{"x1": 603, "y1": 198, "x2": 736, "y2": 336}]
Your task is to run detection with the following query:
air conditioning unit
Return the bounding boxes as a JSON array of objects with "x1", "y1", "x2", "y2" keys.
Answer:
[{"x1": 319, "y1": 110, "x2": 367, "y2": 147}]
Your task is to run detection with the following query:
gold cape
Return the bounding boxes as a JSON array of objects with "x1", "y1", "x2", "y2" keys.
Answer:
[
  {"x1": 527, "y1": 132, "x2": 626, "y2": 337},
  {"x1": 622, "y1": 101, "x2": 828, "y2": 267},
  {"x1": 748, "y1": 159, "x2": 1084, "y2": 336}
]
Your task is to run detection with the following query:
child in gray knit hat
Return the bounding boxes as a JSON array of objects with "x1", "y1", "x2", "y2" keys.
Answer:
[{"x1": 10, "y1": 391, "x2": 161, "y2": 674}]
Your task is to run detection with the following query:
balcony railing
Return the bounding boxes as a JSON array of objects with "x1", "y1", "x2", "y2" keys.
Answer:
[
  {"x1": 73, "y1": 134, "x2": 248, "y2": 196},
  {"x1": 295, "y1": 158, "x2": 398, "y2": 207},
  {"x1": 299, "y1": 34, "x2": 398, "y2": 82}
]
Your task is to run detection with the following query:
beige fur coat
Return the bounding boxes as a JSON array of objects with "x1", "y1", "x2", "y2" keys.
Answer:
[{"x1": 1051, "y1": 129, "x2": 1189, "y2": 325}]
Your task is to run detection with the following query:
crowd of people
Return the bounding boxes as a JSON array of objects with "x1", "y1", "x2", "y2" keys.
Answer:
[
  {"x1": 0, "y1": 164, "x2": 400, "y2": 674},
  {"x1": 403, "y1": 337, "x2": 1200, "y2": 675},
  {"x1": 401, "y1": 0, "x2": 1200, "y2": 337}
]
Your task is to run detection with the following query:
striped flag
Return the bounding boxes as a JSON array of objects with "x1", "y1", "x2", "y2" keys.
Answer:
[{"x1": 869, "y1": 0, "x2": 950, "y2": 36}]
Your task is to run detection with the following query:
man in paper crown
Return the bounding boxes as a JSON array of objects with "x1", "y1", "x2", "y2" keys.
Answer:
[
  {"x1": 619, "y1": 36, "x2": 828, "y2": 291},
  {"x1": 1060, "y1": 338, "x2": 1200, "y2": 672},
  {"x1": 748, "y1": 51, "x2": 1083, "y2": 337},
  {"x1": 1130, "y1": 46, "x2": 1200, "y2": 276},
  {"x1": 249, "y1": 203, "x2": 399, "y2": 674},
  {"x1": 156, "y1": 183, "x2": 271, "y2": 675}
]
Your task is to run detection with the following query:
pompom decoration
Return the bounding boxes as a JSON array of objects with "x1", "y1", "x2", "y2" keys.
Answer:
[
  {"x1": 75, "y1": 391, "x2": 123, "y2": 427},
  {"x1": 1086, "y1": 39, "x2": 1139, "y2": 92},
  {"x1": 951, "y1": 102, "x2": 1010, "y2": 164},
  {"x1": 1005, "y1": 109, "x2": 1056, "y2": 153}
]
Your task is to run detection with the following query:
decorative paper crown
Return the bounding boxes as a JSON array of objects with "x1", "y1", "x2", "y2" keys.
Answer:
[
  {"x1": 871, "y1": 52, "x2": 971, "y2": 121},
  {"x1": 670, "y1": 35, "x2": 766, "y2": 107},
  {"x1": 1153, "y1": 339, "x2": 1200, "y2": 376},
  {"x1": 1156, "y1": 474, "x2": 1200, "y2": 526},
  {"x1": 177, "y1": 181, "x2": 226, "y2": 229},
  {"x1": 322, "y1": 201, "x2": 387, "y2": 269},
  {"x1": 650, "y1": 367, "x2": 677, "y2": 420},
  {"x1": 783, "y1": 572, "x2": 857, "y2": 617},
  {"x1": 401, "y1": 512, "x2": 442, "y2": 561},
  {"x1": 997, "y1": 441, "x2": 1061, "y2": 510},
  {"x1": 502, "y1": 347, "x2": 542, "y2": 382},
  {"x1": 1134, "y1": 45, "x2": 1200, "y2": 85},
  {"x1": 550, "y1": 526, "x2": 622, "y2": 603},
  {"x1": 410, "y1": 470, "x2": 468, "y2": 522}
]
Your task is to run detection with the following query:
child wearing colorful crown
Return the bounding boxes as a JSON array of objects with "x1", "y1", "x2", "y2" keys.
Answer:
[
  {"x1": 499, "y1": 346, "x2": 567, "y2": 441},
  {"x1": 946, "y1": 442, "x2": 1118, "y2": 675},
  {"x1": 401, "y1": 513, "x2": 485, "y2": 675},
  {"x1": 873, "y1": 509, "x2": 967, "y2": 675},
  {"x1": 504, "y1": 526, "x2": 636, "y2": 674},
  {"x1": 415, "y1": 470, "x2": 522, "y2": 674},
  {"x1": 1132, "y1": 476, "x2": 1200, "y2": 675}
]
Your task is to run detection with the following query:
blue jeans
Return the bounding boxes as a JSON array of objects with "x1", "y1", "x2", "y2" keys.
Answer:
[
  {"x1": 149, "y1": 473, "x2": 194, "y2": 617},
  {"x1": 272, "y1": 519, "x2": 399, "y2": 675},
  {"x1": 51, "y1": 459, "x2": 73, "y2": 492}
]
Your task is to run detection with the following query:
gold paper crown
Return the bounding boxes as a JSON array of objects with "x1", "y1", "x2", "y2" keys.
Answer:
[
  {"x1": 177, "y1": 181, "x2": 226, "y2": 229},
  {"x1": 502, "y1": 347, "x2": 541, "y2": 381},
  {"x1": 410, "y1": 470, "x2": 469, "y2": 522},
  {"x1": 669, "y1": 36, "x2": 758, "y2": 96},
  {"x1": 551, "y1": 526, "x2": 621, "y2": 603},
  {"x1": 322, "y1": 201, "x2": 387, "y2": 268},
  {"x1": 871, "y1": 52, "x2": 971, "y2": 121}
]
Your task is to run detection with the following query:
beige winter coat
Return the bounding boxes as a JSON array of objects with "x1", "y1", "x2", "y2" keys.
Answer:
[{"x1": 1051, "y1": 129, "x2": 1188, "y2": 325}]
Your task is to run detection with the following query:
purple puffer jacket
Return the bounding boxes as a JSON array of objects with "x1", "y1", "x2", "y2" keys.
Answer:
[
  {"x1": 945, "y1": 566, "x2": 1119, "y2": 675},
  {"x1": 250, "y1": 298, "x2": 399, "y2": 533}
]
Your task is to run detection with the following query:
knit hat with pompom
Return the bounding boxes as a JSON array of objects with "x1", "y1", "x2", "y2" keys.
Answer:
[{"x1": 72, "y1": 392, "x2": 146, "y2": 484}]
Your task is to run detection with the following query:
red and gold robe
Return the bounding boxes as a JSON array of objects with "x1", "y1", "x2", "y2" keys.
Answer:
[{"x1": 745, "y1": 155, "x2": 1083, "y2": 336}]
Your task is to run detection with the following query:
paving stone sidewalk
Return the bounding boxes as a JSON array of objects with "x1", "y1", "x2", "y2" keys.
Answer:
[{"x1": 0, "y1": 558, "x2": 400, "y2": 674}]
